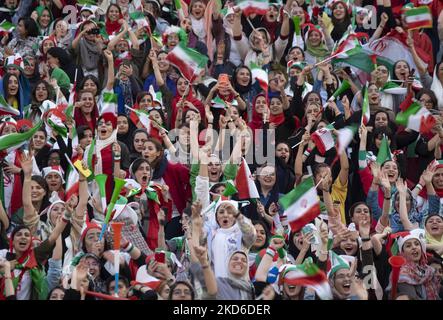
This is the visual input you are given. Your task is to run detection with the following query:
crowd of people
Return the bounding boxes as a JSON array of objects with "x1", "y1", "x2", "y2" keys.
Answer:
[{"x1": 0, "y1": 0, "x2": 442, "y2": 301}]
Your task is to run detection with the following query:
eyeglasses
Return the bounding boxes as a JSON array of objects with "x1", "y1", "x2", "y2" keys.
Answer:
[{"x1": 419, "y1": 99, "x2": 433, "y2": 105}]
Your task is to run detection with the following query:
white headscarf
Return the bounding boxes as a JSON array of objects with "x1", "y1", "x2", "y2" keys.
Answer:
[{"x1": 430, "y1": 64, "x2": 443, "y2": 110}]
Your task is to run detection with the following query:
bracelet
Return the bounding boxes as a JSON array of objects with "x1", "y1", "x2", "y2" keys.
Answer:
[
  {"x1": 79, "y1": 179, "x2": 86, "y2": 182},
  {"x1": 319, "y1": 250, "x2": 328, "y2": 255},
  {"x1": 201, "y1": 264, "x2": 209, "y2": 269},
  {"x1": 415, "y1": 184, "x2": 423, "y2": 191},
  {"x1": 384, "y1": 196, "x2": 391, "y2": 200},
  {"x1": 266, "y1": 247, "x2": 276, "y2": 258},
  {"x1": 361, "y1": 237, "x2": 371, "y2": 242},
  {"x1": 123, "y1": 243, "x2": 134, "y2": 253},
  {"x1": 208, "y1": 122, "x2": 213, "y2": 125},
  {"x1": 114, "y1": 157, "x2": 121, "y2": 161},
  {"x1": 303, "y1": 151, "x2": 311, "y2": 157}
]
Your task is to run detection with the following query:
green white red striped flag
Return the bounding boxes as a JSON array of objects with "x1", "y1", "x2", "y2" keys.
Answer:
[
  {"x1": 0, "y1": 20, "x2": 15, "y2": 33},
  {"x1": 361, "y1": 83, "x2": 370, "y2": 125},
  {"x1": 395, "y1": 100, "x2": 436, "y2": 134},
  {"x1": 280, "y1": 258, "x2": 332, "y2": 300},
  {"x1": 166, "y1": 43, "x2": 208, "y2": 82},
  {"x1": 332, "y1": 35, "x2": 375, "y2": 73},
  {"x1": 0, "y1": 120, "x2": 43, "y2": 151},
  {"x1": 130, "y1": 12, "x2": 150, "y2": 29},
  {"x1": 125, "y1": 106, "x2": 152, "y2": 134},
  {"x1": 376, "y1": 134, "x2": 392, "y2": 165},
  {"x1": 250, "y1": 62, "x2": 268, "y2": 93},
  {"x1": 336, "y1": 124, "x2": 358, "y2": 156},
  {"x1": 100, "y1": 92, "x2": 118, "y2": 115},
  {"x1": 380, "y1": 81, "x2": 407, "y2": 95},
  {"x1": 310, "y1": 124, "x2": 335, "y2": 155},
  {"x1": 405, "y1": 6, "x2": 432, "y2": 30},
  {"x1": 235, "y1": 0, "x2": 269, "y2": 15},
  {"x1": 234, "y1": 158, "x2": 259, "y2": 200},
  {"x1": 65, "y1": 158, "x2": 80, "y2": 201},
  {"x1": 0, "y1": 95, "x2": 19, "y2": 116},
  {"x1": 279, "y1": 176, "x2": 321, "y2": 232},
  {"x1": 211, "y1": 96, "x2": 227, "y2": 109}
]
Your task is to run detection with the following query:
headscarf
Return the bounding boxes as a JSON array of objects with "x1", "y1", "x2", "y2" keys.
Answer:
[
  {"x1": 248, "y1": 93, "x2": 267, "y2": 131},
  {"x1": 304, "y1": 25, "x2": 330, "y2": 59},
  {"x1": 222, "y1": 250, "x2": 254, "y2": 299},
  {"x1": 430, "y1": 62, "x2": 443, "y2": 110}
]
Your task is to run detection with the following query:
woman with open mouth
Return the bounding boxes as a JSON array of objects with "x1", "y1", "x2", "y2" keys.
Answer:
[
  {"x1": 424, "y1": 213, "x2": 443, "y2": 258},
  {"x1": 386, "y1": 229, "x2": 440, "y2": 300},
  {"x1": 205, "y1": 200, "x2": 256, "y2": 281},
  {"x1": 216, "y1": 250, "x2": 254, "y2": 300},
  {"x1": 126, "y1": 157, "x2": 171, "y2": 250}
]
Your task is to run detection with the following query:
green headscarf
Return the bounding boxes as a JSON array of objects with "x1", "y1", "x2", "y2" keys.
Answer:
[
  {"x1": 305, "y1": 28, "x2": 330, "y2": 59},
  {"x1": 51, "y1": 67, "x2": 70, "y2": 91},
  {"x1": 35, "y1": 6, "x2": 53, "y2": 28}
]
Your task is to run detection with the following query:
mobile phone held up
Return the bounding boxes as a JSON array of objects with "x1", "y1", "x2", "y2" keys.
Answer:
[{"x1": 155, "y1": 252, "x2": 166, "y2": 264}]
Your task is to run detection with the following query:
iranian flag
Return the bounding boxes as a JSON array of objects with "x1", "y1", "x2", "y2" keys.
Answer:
[
  {"x1": 405, "y1": 6, "x2": 433, "y2": 30},
  {"x1": 310, "y1": 125, "x2": 335, "y2": 155},
  {"x1": 0, "y1": 95, "x2": 19, "y2": 116},
  {"x1": 279, "y1": 177, "x2": 321, "y2": 232},
  {"x1": 130, "y1": 12, "x2": 150, "y2": 29},
  {"x1": 46, "y1": 103, "x2": 69, "y2": 138},
  {"x1": 376, "y1": 134, "x2": 392, "y2": 165},
  {"x1": 363, "y1": 31, "x2": 417, "y2": 73},
  {"x1": 250, "y1": 62, "x2": 268, "y2": 93},
  {"x1": 380, "y1": 81, "x2": 407, "y2": 95},
  {"x1": 0, "y1": 120, "x2": 43, "y2": 151},
  {"x1": 166, "y1": 43, "x2": 208, "y2": 82},
  {"x1": 332, "y1": 35, "x2": 375, "y2": 73},
  {"x1": 280, "y1": 258, "x2": 332, "y2": 300},
  {"x1": 211, "y1": 96, "x2": 227, "y2": 109},
  {"x1": 361, "y1": 84, "x2": 370, "y2": 125},
  {"x1": 0, "y1": 20, "x2": 15, "y2": 34},
  {"x1": 336, "y1": 124, "x2": 358, "y2": 156},
  {"x1": 396, "y1": 100, "x2": 435, "y2": 134},
  {"x1": 126, "y1": 106, "x2": 152, "y2": 134},
  {"x1": 101, "y1": 92, "x2": 118, "y2": 115},
  {"x1": 65, "y1": 160, "x2": 80, "y2": 201},
  {"x1": 234, "y1": 158, "x2": 259, "y2": 200},
  {"x1": 235, "y1": 0, "x2": 269, "y2": 16}
]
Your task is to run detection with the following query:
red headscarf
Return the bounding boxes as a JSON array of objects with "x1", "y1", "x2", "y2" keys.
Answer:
[{"x1": 248, "y1": 93, "x2": 268, "y2": 131}]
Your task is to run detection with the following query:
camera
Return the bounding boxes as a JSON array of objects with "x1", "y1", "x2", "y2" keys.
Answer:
[{"x1": 87, "y1": 28, "x2": 100, "y2": 35}]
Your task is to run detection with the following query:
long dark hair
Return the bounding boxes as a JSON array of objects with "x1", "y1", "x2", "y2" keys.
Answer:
[
  {"x1": 18, "y1": 17, "x2": 39, "y2": 37},
  {"x1": 3, "y1": 73, "x2": 20, "y2": 99}
]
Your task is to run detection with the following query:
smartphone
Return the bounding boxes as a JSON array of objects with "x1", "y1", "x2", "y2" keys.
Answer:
[{"x1": 155, "y1": 252, "x2": 166, "y2": 264}]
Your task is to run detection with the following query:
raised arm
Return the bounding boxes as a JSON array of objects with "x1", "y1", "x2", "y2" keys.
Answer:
[
  {"x1": 21, "y1": 152, "x2": 38, "y2": 229},
  {"x1": 192, "y1": 244, "x2": 217, "y2": 296},
  {"x1": 396, "y1": 179, "x2": 415, "y2": 231},
  {"x1": 103, "y1": 50, "x2": 115, "y2": 90},
  {"x1": 148, "y1": 49, "x2": 165, "y2": 87}
]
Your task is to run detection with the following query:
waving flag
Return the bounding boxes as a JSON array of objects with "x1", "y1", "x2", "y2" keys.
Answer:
[
  {"x1": 311, "y1": 125, "x2": 335, "y2": 155},
  {"x1": 166, "y1": 43, "x2": 208, "y2": 82},
  {"x1": 405, "y1": 6, "x2": 432, "y2": 30},
  {"x1": 336, "y1": 124, "x2": 358, "y2": 156},
  {"x1": 361, "y1": 84, "x2": 370, "y2": 125},
  {"x1": 376, "y1": 135, "x2": 392, "y2": 165},
  {"x1": 332, "y1": 35, "x2": 375, "y2": 73},
  {"x1": 0, "y1": 20, "x2": 15, "y2": 34},
  {"x1": 174, "y1": 0, "x2": 189, "y2": 21},
  {"x1": 235, "y1": 0, "x2": 269, "y2": 15},
  {"x1": 0, "y1": 120, "x2": 43, "y2": 151},
  {"x1": 279, "y1": 176, "x2": 320, "y2": 232},
  {"x1": 250, "y1": 62, "x2": 268, "y2": 93},
  {"x1": 0, "y1": 95, "x2": 19, "y2": 116},
  {"x1": 280, "y1": 258, "x2": 332, "y2": 300},
  {"x1": 396, "y1": 100, "x2": 435, "y2": 134},
  {"x1": 235, "y1": 158, "x2": 259, "y2": 200},
  {"x1": 65, "y1": 158, "x2": 80, "y2": 201}
]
